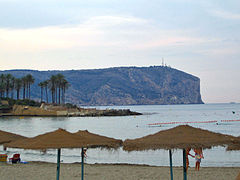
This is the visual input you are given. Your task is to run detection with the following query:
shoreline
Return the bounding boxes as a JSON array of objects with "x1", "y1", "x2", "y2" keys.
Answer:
[
  {"x1": 46, "y1": 161, "x2": 240, "y2": 168},
  {"x1": 0, "y1": 161, "x2": 239, "y2": 180}
]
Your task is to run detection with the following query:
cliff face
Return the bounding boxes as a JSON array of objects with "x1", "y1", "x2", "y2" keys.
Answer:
[{"x1": 1, "y1": 66, "x2": 204, "y2": 105}]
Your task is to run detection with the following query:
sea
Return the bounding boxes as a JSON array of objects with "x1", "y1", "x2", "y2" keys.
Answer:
[{"x1": 0, "y1": 103, "x2": 240, "y2": 167}]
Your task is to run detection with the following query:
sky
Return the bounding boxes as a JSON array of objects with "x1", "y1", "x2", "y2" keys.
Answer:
[{"x1": 0, "y1": 0, "x2": 239, "y2": 103}]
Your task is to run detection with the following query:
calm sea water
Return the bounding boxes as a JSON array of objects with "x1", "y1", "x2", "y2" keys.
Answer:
[{"x1": 0, "y1": 103, "x2": 240, "y2": 167}]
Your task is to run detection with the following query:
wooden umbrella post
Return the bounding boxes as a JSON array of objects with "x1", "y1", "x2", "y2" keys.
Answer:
[
  {"x1": 81, "y1": 148, "x2": 84, "y2": 180},
  {"x1": 183, "y1": 149, "x2": 187, "y2": 180},
  {"x1": 169, "y1": 149, "x2": 173, "y2": 180},
  {"x1": 56, "y1": 149, "x2": 61, "y2": 180}
]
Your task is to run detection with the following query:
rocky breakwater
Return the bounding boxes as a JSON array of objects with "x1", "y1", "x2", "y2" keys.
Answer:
[
  {"x1": 76, "y1": 108, "x2": 142, "y2": 117},
  {"x1": 8, "y1": 104, "x2": 142, "y2": 117}
]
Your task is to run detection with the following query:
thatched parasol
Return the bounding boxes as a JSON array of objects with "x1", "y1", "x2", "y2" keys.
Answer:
[
  {"x1": 5, "y1": 128, "x2": 122, "y2": 180},
  {"x1": 0, "y1": 129, "x2": 27, "y2": 145},
  {"x1": 123, "y1": 125, "x2": 239, "y2": 180},
  {"x1": 123, "y1": 125, "x2": 238, "y2": 151},
  {"x1": 73, "y1": 130, "x2": 122, "y2": 149},
  {"x1": 5, "y1": 128, "x2": 88, "y2": 150},
  {"x1": 227, "y1": 137, "x2": 240, "y2": 151}
]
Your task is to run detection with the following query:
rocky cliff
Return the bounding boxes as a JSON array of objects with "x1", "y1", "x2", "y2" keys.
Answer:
[{"x1": 1, "y1": 66, "x2": 204, "y2": 105}]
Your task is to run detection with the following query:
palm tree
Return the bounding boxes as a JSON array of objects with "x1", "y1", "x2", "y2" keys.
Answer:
[
  {"x1": 15, "y1": 78, "x2": 22, "y2": 100},
  {"x1": 56, "y1": 73, "x2": 64, "y2": 104},
  {"x1": 0, "y1": 83, "x2": 5, "y2": 98},
  {"x1": 25, "y1": 74, "x2": 35, "y2": 99},
  {"x1": 38, "y1": 82, "x2": 44, "y2": 102},
  {"x1": 10, "y1": 76, "x2": 15, "y2": 99},
  {"x1": 48, "y1": 75, "x2": 57, "y2": 104},
  {"x1": 43, "y1": 80, "x2": 49, "y2": 103},
  {"x1": 61, "y1": 79, "x2": 70, "y2": 104},
  {"x1": 22, "y1": 76, "x2": 28, "y2": 99},
  {"x1": 5, "y1": 74, "x2": 13, "y2": 98},
  {"x1": 0, "y1": 74, "x2": 6, "y2": 98}
]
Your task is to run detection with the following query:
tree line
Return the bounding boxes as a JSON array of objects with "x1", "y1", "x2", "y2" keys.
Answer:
[
  {"x1": 38, "y1": 74, "x2": 69, "y2": 104},
  {"x1": 0, "y1": 73, "x2": 69, "y2": 104},
  {"x1": 0, "y1": 74, "x2": 34, "y2": 100}
]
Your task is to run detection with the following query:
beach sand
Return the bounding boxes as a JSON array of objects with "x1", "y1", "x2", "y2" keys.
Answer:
[{"x1": 0, "y1": 162, "x2": 239, "y2": 180}]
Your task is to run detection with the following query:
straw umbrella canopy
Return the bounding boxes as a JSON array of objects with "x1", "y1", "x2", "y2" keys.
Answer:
[
  {"x1": 227, "y1": 137, "x2": 240, "y2": 151},
  {"x1": 73, "y1": 130, "x2": 122, "y2": 149},
  {"x1": 5, "y1": 128, "x2": 88, "y2": 149},
  {"x1": 123, "y1": 125, "x2": 238, "y2": 151},
  {"x1": 5, "y1": 128, "x2": 123, "y2": 180},
  {"x1": 0, "y1": 129, "x2": 27, "y2": 145},
  {"x1": 123, "y1": 125, "x2": 239, "y2": 180}
]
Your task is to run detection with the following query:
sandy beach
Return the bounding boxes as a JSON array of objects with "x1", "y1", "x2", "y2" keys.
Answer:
[{"x1": 0, "y1": 162, "x2": 239, "y2": 180}]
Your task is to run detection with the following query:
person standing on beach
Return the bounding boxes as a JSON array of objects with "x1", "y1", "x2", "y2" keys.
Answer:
[
  {"x1": 83, "y1": 148, "x2": 87, "y2": 158},
  {"x1": 186, "y1": 148, "x2": 194, "y2": 171},
  {"x1": 194, "y1": 148, "x2": 204, "y2": 171}
]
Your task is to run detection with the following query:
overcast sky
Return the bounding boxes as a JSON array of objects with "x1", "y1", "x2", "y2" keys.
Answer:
[{"x1": 0, "y1": 0, "x2": 239, "y2": 103}]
